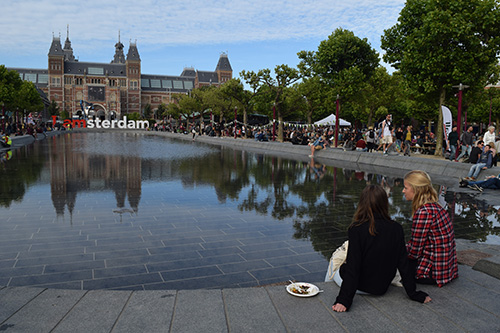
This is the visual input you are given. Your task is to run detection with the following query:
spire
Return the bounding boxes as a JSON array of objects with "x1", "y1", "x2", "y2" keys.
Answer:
[
  {"x1": 215, "y1": 52, "x2": 232, "y2": 71},
  {"x1": 111, "y1": 30, "x2": 126, "y2": 64},
  {"x1": 63, "y1": 24, "x2": 75, "y2": 61},
  {"x1": 126, "y1": 40, "x2": 141, "y2": 61},
  {"x1": 48, "y1": 35, "x2": 64, "y2": 57}
]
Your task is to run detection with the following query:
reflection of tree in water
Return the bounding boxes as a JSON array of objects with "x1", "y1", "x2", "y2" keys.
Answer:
[
  {"x1": 0, "y1": 145, "x2": 45, "y2": 208},
  {"x1": 446, "y1": 192, "x2": 500, "y2": 242},
  {"x1": 175, "y1": 148, "x2": 500, "y2": 253}
]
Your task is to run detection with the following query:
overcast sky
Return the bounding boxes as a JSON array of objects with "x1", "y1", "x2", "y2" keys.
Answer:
[{"x1": 0, "y1": 0, "x2": 405, "y2": 78}]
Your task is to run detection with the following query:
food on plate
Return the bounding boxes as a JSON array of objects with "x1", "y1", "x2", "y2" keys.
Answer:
[{"x1": 290, "y1": 284, "x2": 310, "y2": 294}]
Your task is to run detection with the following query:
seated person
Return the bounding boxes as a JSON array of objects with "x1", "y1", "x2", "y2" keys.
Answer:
[
  {"x1": 331, "y1": 185, "x2": 430, "y2": 312},
  {"x1": 355, "y1": 138, "x2": 367, "y2": 152},
  {"x1": 469, "y1": 141, "x2": 484, "y2": 164},
  {"x1": 403, "y1": 170, "x2": 458, "y2": 286},
  {"x1": 309, "y1": 134, "x2": 326, "y2": 157},
  {"x1": 460, "y1": 173, "x2": 500, "y2": 190},
  {"x1": 465, "y1": 144, "x2": 492, "y2": 180}
]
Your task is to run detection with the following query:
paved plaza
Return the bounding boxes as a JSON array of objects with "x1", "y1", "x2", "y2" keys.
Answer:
[{"x1": 1, "y1": 131, "x2": 499, "y2": 332}]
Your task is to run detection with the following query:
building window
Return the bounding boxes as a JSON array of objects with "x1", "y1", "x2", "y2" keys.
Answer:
[
  {"x1": 25, "y1": 73, "x2": 37, "y2": 83},
  {"x1": 150, "y1": 79, "x2": 161, "y2": 88},
  {"x1": 173, "y1": 80, "x2": 183, "y2": 89},
  {"x1": 109, "y1": 79, "x2": 116, "y2": 87},
  {"x1": 141, "y1": 79, "x2": 150, "y2": 88},
  {"x1": 162, "y1": 80, "x2": 172, "y2": 89},
  {"x1": 51, "y1": 77, "x2": 61, "y2": 87},
  {"x1": 119, "y1": 79, "x2": 127, "y2": 87},
  {"x1": 75, "y1": 77, "x2": 83, "y2": 85},
  {"x1": 38, "y1": 74, "x2": 49, "y2": 84},
  {"x1": 184, "y1": 81, "x2": 194, "y2": 90},
  {"x1": 130, "y1": 81, "x2": 138, "y2": 90},
  {"x1": 64, "y1": 77, "x2": 73, "y2": 85},
  {"x1": 88, "y1": 67, "x2": 104, "y2": 75}
]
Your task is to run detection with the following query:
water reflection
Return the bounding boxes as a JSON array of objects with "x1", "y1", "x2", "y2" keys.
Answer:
[{"x1": 1, "y1": 133, "x2": 499, "y2": 250}]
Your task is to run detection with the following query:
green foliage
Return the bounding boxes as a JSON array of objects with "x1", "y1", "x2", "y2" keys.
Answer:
[
  {"x1": 241, "y1": 65, "x2": 301, "y2": 141},
  {"x1": 60, "y1": 109, "x2": 69, "y2": 119},
  {"x1": 381, "y1": 0, "x2": 500, "y2": 154},
  {"x1": 48, "y1": 100, "x2": 60, "y2": 116},
  {"x1": 143, "y1": 103, "x2": 152, "y2": 119},
  {"x1": 298, "y1": 28, "x2": 379, "y2": 100},
  {"x1": 0, "y1": 65, "x2": 43, "y2": 113},
  {"x1": 127, "y1": 112, "x2": 141, "y2": 121}
]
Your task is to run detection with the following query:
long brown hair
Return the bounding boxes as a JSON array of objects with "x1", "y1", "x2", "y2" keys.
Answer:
[
  {"x1": 350, "y1": 184, "x2": 391, "y2": 236},
  {"x1": 404, "y1": 170, "x2": 438, "y2": 215}
]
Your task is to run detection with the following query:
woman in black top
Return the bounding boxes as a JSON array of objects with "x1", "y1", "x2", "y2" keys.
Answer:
[{"x1": 332, "y1": 184, "x2": 431, "y2": 312}]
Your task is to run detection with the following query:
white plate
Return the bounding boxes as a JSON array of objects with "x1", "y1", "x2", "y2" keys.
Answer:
[{"x1": 286, "y1": 282, "x2": 320, "y2": 297}]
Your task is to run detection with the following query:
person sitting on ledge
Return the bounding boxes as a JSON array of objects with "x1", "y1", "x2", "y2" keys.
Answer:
[
  {"x1": 459, "y1": 173, "x2": 500, "y2": 191},
  {"x1": 464, "y1": 143, "x2": 492, "y2": 181},
  {"x1": 309, "y1": 134, "x2": 326, "y2": 158}
]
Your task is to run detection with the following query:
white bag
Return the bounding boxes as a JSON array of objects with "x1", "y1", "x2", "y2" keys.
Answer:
[{"x1": 325, "y1": 240, "x2": 348, "y2": 282}]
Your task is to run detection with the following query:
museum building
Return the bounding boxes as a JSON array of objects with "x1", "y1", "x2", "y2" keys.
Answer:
[{"x1": 10, "y1": 32, "x2": 233, "y2": 120}]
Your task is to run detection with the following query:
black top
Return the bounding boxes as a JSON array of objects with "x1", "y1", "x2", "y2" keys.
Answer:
[
  {"x1": 335, "y1": 217, "x2": 428, "y2": 310},
  {"x1": 470, "y1": 146, "x2": 482, "y2": 164}
]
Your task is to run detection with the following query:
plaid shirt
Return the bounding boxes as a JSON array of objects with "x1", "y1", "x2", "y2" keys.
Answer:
[{"x1": 406, "y1": 202, "x2": 458, "y2": 287}]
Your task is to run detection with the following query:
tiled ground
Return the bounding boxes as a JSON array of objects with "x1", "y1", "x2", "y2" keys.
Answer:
[{"x1": 0, "y1": 192, "x2": 335, "y2": 290}]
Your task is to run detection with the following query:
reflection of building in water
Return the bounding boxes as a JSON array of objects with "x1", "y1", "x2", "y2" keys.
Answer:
[{"x1": 49, "y1": 138, "x2": 141, "y2": 219}]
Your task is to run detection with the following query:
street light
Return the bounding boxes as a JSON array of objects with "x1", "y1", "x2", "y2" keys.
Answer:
[
  {"x1": 335, "y1": 95, "x2": 340, "y2": 148},
  {"x1": 452, "y1": 83, "x2": 469, "y2": 136}
]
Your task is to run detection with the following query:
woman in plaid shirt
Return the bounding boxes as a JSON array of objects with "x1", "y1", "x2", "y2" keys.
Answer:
[{"x1": 402, "y1": 170, "x2": 458, "y2": 287}]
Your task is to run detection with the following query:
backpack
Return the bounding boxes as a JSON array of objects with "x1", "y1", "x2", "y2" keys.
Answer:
[{"x1": 369, "y1": 130, "x2": 375, "y2": 139}]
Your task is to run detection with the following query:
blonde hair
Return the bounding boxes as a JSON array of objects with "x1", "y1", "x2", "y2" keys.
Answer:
[{"x1": 404, "y1": 170, "x2": 438, "y2": 214}]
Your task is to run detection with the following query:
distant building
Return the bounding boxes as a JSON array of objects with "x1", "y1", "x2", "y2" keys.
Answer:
[{"x1": 10, "y1": 30, "x2": 232, "y2": 120}]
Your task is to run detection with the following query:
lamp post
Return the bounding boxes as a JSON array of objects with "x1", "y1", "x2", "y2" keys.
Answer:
[
  {"x1": 234, "y1": 107, "x2": 237, "y2": 139},
  {"x1": 334, "y1": 95, "x2": 340, "y2": 148},
  {"x1": 272, "y1": 103, "x2": 276, "y2": 142},
  {"x1": 452, "y1": 83, "x2": 469, "y2": 136}
]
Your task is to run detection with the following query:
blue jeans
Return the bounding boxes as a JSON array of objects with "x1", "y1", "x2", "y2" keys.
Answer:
[
  {"x1": 467, "y1": 163, "x2": 486, "y2": 178},
  {"x1": 456, "y1": 145, "x2": 472, "y2": 161},
  {"x1": 449, "y1": 145, "x2": 457, "y2": 160},
  {"x1": 469, "y1": 177, "x2": 500, "y2": 189}
]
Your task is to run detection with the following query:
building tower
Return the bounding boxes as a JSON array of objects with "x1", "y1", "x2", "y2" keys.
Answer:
[
  {"x1": 47, "y1": 34, "x2": 64, "y2": 110},
  {"x1": 215, "y1": 52, "x2": 232, "y2": 84},
  {"x1": 126, "y1": 40, "x2": 141, "y2": 114},
  {"x1": 63, "y1": 25, "x2": 75, "y2": 62},
  {"x1": 111, "y1": 31, "x2": 126, "y2": 64}
]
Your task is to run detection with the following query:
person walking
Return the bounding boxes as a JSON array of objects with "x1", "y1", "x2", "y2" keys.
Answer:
[
  {"x1": 456, "y1": 126, "x2": 474, "y2": 162},
  {"x1": 380, "y1": 114, "x2": 393, "y2": 156},
  {"x1": 447, "y1": 126, "x2": 459, "y2": 161},
  {"x1": 402, "y1": 125, "x2": 413, "y2": 156}
]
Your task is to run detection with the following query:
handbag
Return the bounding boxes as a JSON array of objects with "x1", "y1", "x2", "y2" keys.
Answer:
[{"x1": 325, "y1": 240, "x2": 348, "y2": 282}]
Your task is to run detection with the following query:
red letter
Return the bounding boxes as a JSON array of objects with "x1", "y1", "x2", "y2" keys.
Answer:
[{"x1": 52, "y1": 115, "x2": 57, "y2": 127}]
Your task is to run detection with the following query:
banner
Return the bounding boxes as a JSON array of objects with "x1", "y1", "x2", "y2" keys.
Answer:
[{"x1": 441, "y1": 105, "x2": 452, "y2": 150}]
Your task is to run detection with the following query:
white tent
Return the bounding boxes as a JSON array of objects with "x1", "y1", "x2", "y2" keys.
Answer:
[{"x1": 314, "y1": 114, "x2": 351, "y2": 127}]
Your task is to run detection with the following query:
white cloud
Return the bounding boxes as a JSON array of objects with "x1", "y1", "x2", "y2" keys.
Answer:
[{"x1": 0, "y1": 0, "x2": 404, "y2": 50}]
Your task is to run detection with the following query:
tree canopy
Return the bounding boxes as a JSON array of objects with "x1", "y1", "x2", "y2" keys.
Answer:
[{"x1": 382, "y1": 0, "x2": 500, "y2": 155}]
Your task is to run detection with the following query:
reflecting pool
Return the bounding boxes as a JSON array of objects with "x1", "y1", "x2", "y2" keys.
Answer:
[{"x1": 0, "y1": 132, "x2": 498, "y2": 290}]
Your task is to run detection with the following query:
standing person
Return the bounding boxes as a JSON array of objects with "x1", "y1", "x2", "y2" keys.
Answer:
[
  {"x1": 380, "y1": 114, "x2": 393, "y2": 156},
  {"x1": 331, "y1": 185, "x2": 430, "y2": 312},
  {"x1": 456, "y1": 126, "x2": 474, "y2": 161},
  {"x1": 365, "y1": 126, "x2": 376, "y2": 152},
  {"x1": 482, "y1": 126, "x2": 496, "y2": 149},
  {"x1": 447, "y1": 126, "x2": 459, "y2": 161},
  {"x1": 402, "y1": 125, "x2": 413, "y2": 157},
  {"x1": 403, "y1": 171, "x2": 458, "y2": 286}
]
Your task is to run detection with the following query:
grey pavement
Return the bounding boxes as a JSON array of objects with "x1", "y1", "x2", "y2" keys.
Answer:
[{"x1": 1, "y1": 130, "x2": 499, "y2": 332}]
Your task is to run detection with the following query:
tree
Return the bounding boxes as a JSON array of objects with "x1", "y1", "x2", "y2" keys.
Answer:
[
  {"x1": 0, "y1": 65, "x2": 24, "y2": 110},
  {"x1": 298, "y1": 28, "x2": 380, "y2": 102},
  {"x1": 382, "y1": 0, "x2": 500, "y2": 155},
  {"x1": 296, "y1": 76, "x2": 331, "y2": 124},
  {"x1": 241, "y1": 65, "x2": 301, "y2": 141},
  {"x1": 48, "y1": 100, "x2": 60, "y2": 117},
  {"x1": 143, "y1": 103, "x2": 152, "y2": 119}
]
